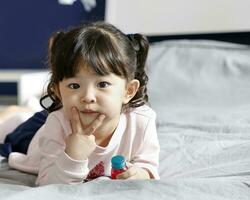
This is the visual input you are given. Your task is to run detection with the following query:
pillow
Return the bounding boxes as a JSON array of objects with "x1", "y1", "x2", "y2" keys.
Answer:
[
  {"x1": 147, "y1": 40, "x2": 250, "y2": 179},
  {"x1": 147, "y1": 40, "x2": 250, "y2": 124}
]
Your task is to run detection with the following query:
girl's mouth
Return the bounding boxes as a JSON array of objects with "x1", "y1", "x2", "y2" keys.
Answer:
[{"x1": 81, "y1": 109, "x2": 98, "y2": 114}]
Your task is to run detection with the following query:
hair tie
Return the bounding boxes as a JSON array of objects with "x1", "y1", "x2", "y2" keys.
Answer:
[{"x1": 127, "y1": 34, "x2": 140, "y2": 51}]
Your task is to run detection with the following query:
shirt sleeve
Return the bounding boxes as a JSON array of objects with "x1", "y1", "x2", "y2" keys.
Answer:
[
  {"x1": 131, "y1": 110, "x2": 160, "y2": 179},
  {"x1": 36, "y1": 113, "x2": 89, "y2": 186}
]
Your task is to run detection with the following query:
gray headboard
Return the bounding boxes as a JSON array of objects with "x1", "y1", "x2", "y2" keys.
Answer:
[{"x1": 148, "y1": 31, "x2": 250, "y2": 45}]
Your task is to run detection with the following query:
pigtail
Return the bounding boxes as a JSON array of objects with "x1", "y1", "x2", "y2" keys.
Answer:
[
  {"x1": 40, "y1": 32, "x2": 64, "y2": 112},
  {"x1": 127, "y1": 34, "x2": 149, "y2": 108}
]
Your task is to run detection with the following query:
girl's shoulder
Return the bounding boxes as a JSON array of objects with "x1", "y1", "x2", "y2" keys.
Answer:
[
  {"x1": 47, "y1": 108, "x2": 66, "y2": 121},
  {"x1": 130, "y1": 105, "x2": 156, "y2": 117},
  {"x1": 122, "y1": 105, "x2": 157, "y2": 140},
  {"x1": 45, "y1": 109, "x2": 70, "y2": 131},
  {"x1": 128, "y1": 105, "x2": 156, "y2": 120}
]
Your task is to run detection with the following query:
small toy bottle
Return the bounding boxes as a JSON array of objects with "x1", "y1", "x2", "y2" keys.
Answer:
[{"x1": 111, "y1": 155, "x2": 128, "y2": 179}]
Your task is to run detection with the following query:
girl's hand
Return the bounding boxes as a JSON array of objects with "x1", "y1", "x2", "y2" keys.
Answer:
[
  {"x1": 116, "y1": 163, "x2": 151, "y2": 180},
  {"x1": 65, "y1": 107, "x2": 105, "y2": 160}
]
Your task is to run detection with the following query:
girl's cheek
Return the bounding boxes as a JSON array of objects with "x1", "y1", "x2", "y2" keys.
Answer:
[
  {"x1": 61, "y1": 97, "x2": 77, "y2": 117},
  {"x1": 62, "y1": 94, "x2": 78, "y2": 106}
]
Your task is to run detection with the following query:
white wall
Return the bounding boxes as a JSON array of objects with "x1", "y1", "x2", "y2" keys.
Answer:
[{"x1": 105, "y1": 0, "x2": 250, "y2": 35}]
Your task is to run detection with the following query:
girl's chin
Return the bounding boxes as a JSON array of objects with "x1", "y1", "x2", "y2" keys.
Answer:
[{"x1": 80, "y1": 113, "x2": 99, "y2": 127}]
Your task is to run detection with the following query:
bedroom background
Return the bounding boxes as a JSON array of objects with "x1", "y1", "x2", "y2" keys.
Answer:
[
  {"x1": 0, "y1": 1, "x2": 250, "y2": 199},
  {"x1": 0, "y1": 0, "x2": 105, "y2": 106},
  {"x1": 0, "y1": 0, "x2": 250, "y2": 107}
]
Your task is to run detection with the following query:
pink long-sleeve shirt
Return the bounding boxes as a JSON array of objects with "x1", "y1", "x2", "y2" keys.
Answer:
[{"x1": 8, "y1": 105, "x2": 160, "y2": 185}]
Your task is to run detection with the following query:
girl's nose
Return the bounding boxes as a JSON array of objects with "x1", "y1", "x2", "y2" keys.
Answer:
[{"x1": 80, "y1": 89, "x2": 96, "y2": 104}]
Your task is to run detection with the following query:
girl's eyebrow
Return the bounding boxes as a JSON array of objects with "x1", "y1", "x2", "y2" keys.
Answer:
[
  {"x1": 66, "y1": 76, "x2": 78, "y2": 79},
  {"x1": 74, "y1": 73, "x2": 97, "y2": 78}
]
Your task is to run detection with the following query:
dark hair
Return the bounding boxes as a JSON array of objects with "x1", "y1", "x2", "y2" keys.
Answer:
[{"x1": 41, "y1": 21, "x2": 149, "y2": 112}]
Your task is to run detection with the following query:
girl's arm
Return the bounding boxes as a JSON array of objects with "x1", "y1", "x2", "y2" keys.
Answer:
[
  {"x1": 36, "y1": 109, "x2": 105, "y2": 186},
  {"x1": 36, "y1": 113, "x2": 90, "y2": 186},
  {"x1": 117, "y1": 110, "x2": 160, "y2": 180}
]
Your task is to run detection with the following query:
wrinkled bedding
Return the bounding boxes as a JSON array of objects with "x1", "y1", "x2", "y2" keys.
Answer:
[
  {"x1": 0, "y1": 40, "x2": 250, "y2": 199},
  {"x1": 0, "y1": 176, "x2": 250, "y2": 200}
]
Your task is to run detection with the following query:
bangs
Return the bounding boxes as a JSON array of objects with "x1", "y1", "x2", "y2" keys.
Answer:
[
  {"x1": 53, "y1": 27, "x2": 133, "y2": 82},
  {"x1": 76, "y1": 31, "x2": 129, "y2": 78}
]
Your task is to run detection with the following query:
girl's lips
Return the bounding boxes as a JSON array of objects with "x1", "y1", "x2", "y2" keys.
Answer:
[{"x1": 81, "y1": 110, "x2": 98, "y2": 114}]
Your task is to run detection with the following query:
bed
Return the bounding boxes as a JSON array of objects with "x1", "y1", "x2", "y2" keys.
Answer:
[{"x1": 1, "y1": 32, "x2": 250, "y2": 199}]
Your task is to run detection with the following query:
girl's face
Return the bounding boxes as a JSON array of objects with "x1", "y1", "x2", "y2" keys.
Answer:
[{"x1": 57, "y1": 65, "x2": 139, "y2": 137}]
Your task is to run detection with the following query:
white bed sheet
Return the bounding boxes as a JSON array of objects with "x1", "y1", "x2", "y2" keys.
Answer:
[{"x1": 0, "y1": 177, "x2": 249, "y2": 200}]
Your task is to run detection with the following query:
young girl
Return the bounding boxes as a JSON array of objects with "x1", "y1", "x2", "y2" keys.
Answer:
[{"x1": 2, "y1": 21, "x2": 160, "y2": 185}]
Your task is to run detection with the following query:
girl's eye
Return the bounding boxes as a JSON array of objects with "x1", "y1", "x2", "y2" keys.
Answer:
[
  {"x1": 68, "y1": 83, "x2": 80, "y2": 89},
  {"x1": 97, "y1": 81, "x2": 110, "y2": 88}
]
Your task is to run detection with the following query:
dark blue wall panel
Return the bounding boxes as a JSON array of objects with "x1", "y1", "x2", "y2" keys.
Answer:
[{"x1": 0, "y1": 0, "x2": 105, "y2": 70}]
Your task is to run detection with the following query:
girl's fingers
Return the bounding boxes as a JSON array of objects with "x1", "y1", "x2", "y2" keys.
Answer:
[
  {"x1": 84, "y1": 114, "x2": 105, "y2": 135},
  {"x1": 70, "y1": 106, "x2": 105, "y2": 135},
  {"x1": 116, "y1": 167, "x2": 137, "y2": 179},
  {"x1": 70, "y1": 107, "x2": 83, "y2": 134}
]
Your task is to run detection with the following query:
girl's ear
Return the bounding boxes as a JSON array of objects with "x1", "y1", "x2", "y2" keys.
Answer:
[{"x1": 123, "y1": 79, "x2": 140, "y2": 104}]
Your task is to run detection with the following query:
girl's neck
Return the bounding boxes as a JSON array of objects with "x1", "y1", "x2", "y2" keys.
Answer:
[
  {"x1": 95, "y1": 132, "x2": 114, "y2": 147},
  {"x1": 94, "y1": 115, "x2": 120, "y2": 147}
]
